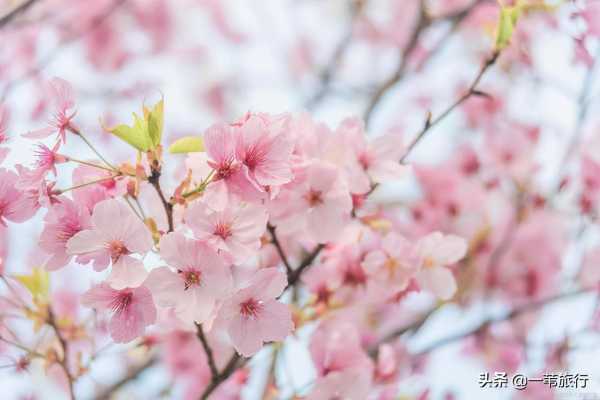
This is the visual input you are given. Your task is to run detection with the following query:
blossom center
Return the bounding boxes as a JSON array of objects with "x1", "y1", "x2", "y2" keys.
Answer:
[
  {"x1": 107, "y1": 240, "x2": 129, "y2": 262},
  {"x1": 243, "y1": 145, "x2": 266, "y2": 171},
  {"x1": 181, "y1": 269, "x2": 202, "y2": 290},
  {"x1": 239, "y1": 298, "x2": 262, "y2": 318},
  {"x1": 110, "y1": 290, "x2": 133, "y2": 315},
  {"x1": 56, "y1": 219, "x2": 83, "y2": 243},
  {"x1": 384, "y1": 257, "x2": 401, "y2": 276},
  {"x1": 358, "y1": 152, "x2": 371, "y2": 170},
  {"x1": 214, "y1": 222, "x2": 232, "y2": 240},
  {"x1": 216, "y1": 159, "x2": 237, "y2": 180},
  {"x1": 305, "y1": 189, "x2": 323, "y2": 207}
]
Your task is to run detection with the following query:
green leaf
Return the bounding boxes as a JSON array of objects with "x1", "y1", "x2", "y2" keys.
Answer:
[
  {"x1": 107, "y1": 112, "x2": 152, "y2": 152},
  {"x1": 15, "y1": 268, "x2": 50, "y2": 302},
  {"x1": 168, "y1": 136, "x2": 205, "y2": 153},
  {"x1": 106, "y1": 99, "x2": 164, "y2": 152},
  {"x1": 495, "y1": 6, "x2": 521, "y2": 50},
  {"x1": 145, "y1": 98, "x2": 164, "y2": 148}
]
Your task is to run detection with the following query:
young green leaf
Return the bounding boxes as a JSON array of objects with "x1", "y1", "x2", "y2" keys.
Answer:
[
  {"x1": 106, "y1": 99, "x2": 164, "y2": 152},
  {"x1": 495, "y1": 5, "x2": 521, "y2": 51},
  {"x1": 145, "y1": 98, "x2": 164, "y2": 148},
  {"x1": 168, "y1": 136, "x2": 205, "y2": 153},
  {"x1": 106, "y1": 112, "x2": 153, "y2": 151}
]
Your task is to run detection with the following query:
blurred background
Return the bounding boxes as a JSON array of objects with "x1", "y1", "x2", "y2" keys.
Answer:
[{"x1": 1, "y1": 0, "x2": 600, "y2": 399}]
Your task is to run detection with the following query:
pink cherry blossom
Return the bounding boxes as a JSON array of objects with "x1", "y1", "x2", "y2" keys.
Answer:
[
  {"x1": 23, "y1": 78, "x2": 77, "y2": 144},
  {"x1": 82, "y1": 282, "x2": 156, "y2": 343},
  {"x1": 66, "y1": 198, "x2": 153, "y2": 271},
  {"x1": 308, "y1": 321, "x2": 373, "y2": 399},
  {"x1": 145, "y1": 232, "x2": 233, "y2": 324},
  {"x1": 362, "y1": 232, "x2": 418, "y2": 290},
  {"x1": 185, "y1": 198, "x2": 268, "y2": 264},
  {"x1": 39, "y1": 197, "x2": 91, "y2": 271},
  {"x1": 310, "y1": 320, "x2": 373, "y2": 376},
  {"x1": 0, "y1": 104, "x2": 8, "y2": 164},
  {"x1": 415, "y1": 231, "x2": 467, "y2": 300},
  {"x1": 234, "y1": 113, "x2": 294, "y2": 188},
  {"x1": 203, "y1": 122, "x2": 262, "y2": 209},
  {"x1": 30, "y1": 143, "x2": 66, "y2": 181},
  {"x1": 219, "y1": 267, "x2": 293, "y2": 356},
  {"x1": 272, "y1": 161, "x2": 352, "y2": 243},
  {"x1": 338, "y1": 118, "x2": 409, "y2": 193},
  {"x1": 0, "y1": 168, "x2": 37, "y2": 226}
]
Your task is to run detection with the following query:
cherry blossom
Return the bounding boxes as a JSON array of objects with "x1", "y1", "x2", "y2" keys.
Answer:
[
  {"x1": 145, "y1": 232, "x2": 233, "y2": 325},
  {"x1": 218, "y1": 267, "x2": 293, "y2": 356},
  {"x1": 414, "y1": 232, "x2": 468, "y2": 300},
  {"x1": 23, "y1": 78, "x2": 77, "y2": 144},
  {"x1": 39, "y1": 197, "x2": 91, "y2": 271},
  {"x1": 185, "y1": 198, "x2": 268, "y2": 264},
  {"x1": 0, "y1": 168, "x2": 37, "y2": 226},
  {"x1": 66, "y1": 198, "x2": 153, "y2": 271},
  {"x1": 0, "y1": 1, "x2": 598, "y2": 398},
  {"x1": 82, "y1": 282, "x2": 156, "y2": 343},
  {"x1": 272, "y1": 161, "x2": 352, "y2": 243}
]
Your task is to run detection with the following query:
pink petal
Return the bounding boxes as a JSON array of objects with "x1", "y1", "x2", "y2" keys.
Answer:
[
  {"x1": 108, "y1": 258, "x2": 148, "y2": 290},
  {"x1": 417, "y1": 267, "x2": 457, "y2": 300},
  {"x1": 22, "y1": 127, "x2": 54, "y2": 139}
]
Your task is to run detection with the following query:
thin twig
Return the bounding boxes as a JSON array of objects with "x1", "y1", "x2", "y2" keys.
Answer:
[
  {"x1": 148, "y1": 170, "x2": 174, "y2": 233},
  {"x1": 305, "y1": 0, "x2": 367, "y2": 109},
  {"x1": 58, "y1": 175, "x2": 119, "y2": 194},
  {"x1": 553, "y1": 45, "x2": 600, "y2": 193},
  {"x1": 48, "y1": 308, "x2": 75, "y2": 400},
  {"x1": 363, "y1": 0, "x2": 486, "y2": 127},
  {"x1": 1, "y1": 0, "x2": 127, "y2": 101},
  {"x1": 0, "y1": 0, "x2": 39, "y2": 29},
  {"x1": 267, "y1": 224, "x2": 293, "y2": 277},
  {"x1": 400, "y1": 50, "x2": 500, "y2": 164},
  {"x1": 285, "y1": 244, "x2": 325, "y2": 291},
  {"x1": 199, "y1": 353, "x2": 245, "y2": 400},
  {"x1": 195, "y1": 323, "x2": 218, "y2": 379},
  {"x1": 363, "y1": 0, "x2": 429, "y2": 126},
  {"x1": 414, "y1": 289, "x2": 593, "y2": 355},
  {"x1": 93, "y1": 355, "x2": 158, "y2": 400}
]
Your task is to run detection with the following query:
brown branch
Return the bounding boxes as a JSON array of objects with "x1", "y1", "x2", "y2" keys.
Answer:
[
  {"x1": 414, "y1": 289, "x2": 594, "y2": 356},
  {"x1": 399, "y1": 49, "x2": 500, "y2": 164},
  {"x1": 1, "y1": 0, "x2": 127, "y2": 101},
  {"x1": 363, "y1": 49, "x2": 499, "y2": 202},
  {"x1": 305, "y1": 1, "x2": 367, "y2": 109},
  {"x1": 0, "y1": 0, "x2": 39, "y2": 29},
  {"x1": 199, "y1": 353, "x2": 246, "y2": 400},
  {"x1": 93, "y1": 355, "x2": 158, "y2": 400},
  {"x1": 267, "y1": 224, "x2": 293, "y2": 277},
  {"x1": 195, "y1": 323, "x2": 218, "y2": 379},
  {"x1": 148, "y1": 170, "x2": 174, "y2": 233},
  {"x1": 363, "y1": 0, "x2": 487, "y2": 128},
  {"x1": 48, "y1": 308, "x2": 75, "y2": 400},
  {"x1": 285, "y1": 244, "x2": 325, "y2": 290},
  {"x1": 363, "y1": 0, "x2": 429, "y2": 127}
]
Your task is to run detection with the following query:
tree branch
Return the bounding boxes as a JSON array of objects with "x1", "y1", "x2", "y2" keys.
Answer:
[
  {"x1": 93, "y1": 355, "x2": 158, "y2": 400},
  {"x1": 48, "y1": 308, "x2": 75, "y2": 400},
  {"x1": 305, "y1": 0, "x2": 367, "y2": 109},
  {"x1": 397, "y1": 49, "x2": 499, "y2": 166},
  {"x1": 199, "y1": 353, "x2": 246, "y2": 400},
  {"x1": 363, "y1": 0, "x2": 429, "y2": 126},
  {"x1": 195, "y1": 323, "x2": 219, "y2": 379},
  {"x1": 415, "y1": 289, "x2": 594, "y2": 355},
  {"x1": 148, "y1": 170, "x2": 174, "y2": 233},
  {"x1": 0, "y1": 0, "x2": 39, "y2": 29},
  {"x1": 285, "y1": 244, "x2": 325, "y2": 290},
  {"x1": 268, "y1": 224, "x2": 293, "y2": 277},
  {"x1": 363, "y1": 0, "x2": 487, "y2": 128},
  {"x1": 1, "y1": 0, "x2": 127, "y2": 101}
]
